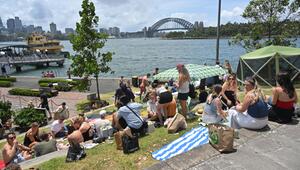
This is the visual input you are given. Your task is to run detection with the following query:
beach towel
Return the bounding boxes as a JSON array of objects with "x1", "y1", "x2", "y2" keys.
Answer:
[{"x1": 152, "y1": 126, "x2": 209, "y2": 161}]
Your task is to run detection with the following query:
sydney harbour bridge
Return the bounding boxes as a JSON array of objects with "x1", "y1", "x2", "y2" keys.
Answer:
[
  {"x1": 118, "y1": 17, "x2": 203, "y2": 38},
  {"x1": 144, "y1": 17, "x2": 203, "y2": 37}
]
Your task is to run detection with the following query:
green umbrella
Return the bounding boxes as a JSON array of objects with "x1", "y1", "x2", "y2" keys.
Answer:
[{"x1": 153, "y1": 64, "x2": 227, "y2": 82}]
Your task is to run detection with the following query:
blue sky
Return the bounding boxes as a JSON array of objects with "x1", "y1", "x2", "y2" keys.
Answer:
[{"x1": 0, "y1": 0, "x2": 251, "y2": 32}]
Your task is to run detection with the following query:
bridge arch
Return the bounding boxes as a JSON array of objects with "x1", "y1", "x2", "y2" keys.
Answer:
[{"x1": 147, "y1": 18, "x2": 194, "y2": 37}]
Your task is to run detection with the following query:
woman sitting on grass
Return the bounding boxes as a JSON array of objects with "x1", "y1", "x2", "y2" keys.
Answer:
[
  {"x1": 227, "y1": 77, "x2": 268, "y2": 129},
  {"x1": 269, "y1": 72, "x2": 298, "y2": 123},
  {"x1": 221, "y1": 73, "x2": 238, "y2": 109},
  {"x1": 203, "y1": 84, "x2": 228, "y2": 124},
  {"x1": 23, "y1": 122, "x2": 41, "y2": 148}
]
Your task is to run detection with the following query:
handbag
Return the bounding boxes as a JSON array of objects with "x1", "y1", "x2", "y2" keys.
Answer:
[
  {"x1": 167, "y1": 113, "x2": 187, "y2": 133},
  {"x1": 208, "y1": 123, "x2": 234, "y2": 153},
  {"x1": 126, "y1": 106, "x2": 148, "y2": 136},
  {"x1": 122, "y1": 134, "x2": 139, "y2": 154}
]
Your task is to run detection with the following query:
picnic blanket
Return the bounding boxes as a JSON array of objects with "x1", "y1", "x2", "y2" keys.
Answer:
[{"x1": 152, "y1": 126, "x2": 209, "y2": 161}]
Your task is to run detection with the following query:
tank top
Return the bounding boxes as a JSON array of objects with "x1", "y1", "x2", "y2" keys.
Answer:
[
  {"x1": 178, "y1": 81, "x2": 189, "y2": 93},
  {"x1": 276, "y1": 100, "x2": 294, "y2": 110},
  {"x1": 248, "y1": 98, "x2": 268, "y2": 118},
  {"x1": 204, "y1": 98, "x2": 218, "y2": 116}
]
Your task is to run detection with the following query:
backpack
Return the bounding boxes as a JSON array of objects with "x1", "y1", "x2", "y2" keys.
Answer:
[
  {"x1": 66, "y1": 143, "x2": 86, "y2": 162},
  {"x1": 189, "y1": 83, "x2": 196, "y2": 99}
]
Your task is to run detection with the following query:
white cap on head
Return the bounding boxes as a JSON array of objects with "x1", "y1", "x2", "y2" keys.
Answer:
[{"x1": 99, "y1": 110, "x2": 107, "y2": 117}]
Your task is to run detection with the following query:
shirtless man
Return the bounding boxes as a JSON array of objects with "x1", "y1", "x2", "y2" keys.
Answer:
[{"x1": 2, "y1": 132, "x2": 32, "y2": 166}]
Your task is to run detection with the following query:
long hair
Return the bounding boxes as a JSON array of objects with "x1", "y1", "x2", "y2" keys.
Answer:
[
  {"x1": 245, "y1": 76, "x2": 265, "y2": 101},
  {"x1": 179, "y1": 65, "x2": 191, "y2": 82},
  {"x1": 225, "y1": 73, "x2": 237, "y2": 87},
  {"x1": 277, "y1": 72, "x2": 295, "y2": 98},
  {"x1": 212, "y1": 84, "x2": 222, "y2": 99}
]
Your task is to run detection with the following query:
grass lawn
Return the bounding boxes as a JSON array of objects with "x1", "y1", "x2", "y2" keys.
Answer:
[{"x1": 37, "y1": 119, "x2": 199, "y2": 170}]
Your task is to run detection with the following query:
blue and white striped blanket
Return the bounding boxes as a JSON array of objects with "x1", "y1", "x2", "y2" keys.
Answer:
[{"x1": 152, "y1": 126, "x2": 209, "y2": 161}]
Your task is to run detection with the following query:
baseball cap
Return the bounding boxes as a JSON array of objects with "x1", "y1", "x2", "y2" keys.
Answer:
[{"x1": 99, "y1": 110, "x2": 107, "y2": 116}]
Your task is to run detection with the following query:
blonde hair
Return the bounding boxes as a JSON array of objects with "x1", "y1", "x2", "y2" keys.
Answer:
[
  {"x1": 179, "y1": 65, "x2": 191, "y2": 82},
  {"x1": 245, "y1": 77, "x2": 264, "y2": 101}
]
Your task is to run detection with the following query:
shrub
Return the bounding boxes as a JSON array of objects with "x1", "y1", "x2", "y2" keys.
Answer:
[
  {"x1": 54, "y1": 85, "x2": 72, "y2": 91},
  {"x1": 0, "y1": 76, "x2": 17, "y2": 82},
  {"x1": 0, "y1": 81, "x2": 12, "y2": 87},
  {"x1": 76, "y1": 100, "x2": 91, "y2": 112},
  {"x1": 38, "y1": 78, "x2": 77, "y2": 91},
  {"x1": 76, "y1": 99, "x2": 109, "y2": 113},
  {"x1": 39, "y1": 83, "x2": 49, "y2": 87},
  {"x1": 0, "y1": 101, "x2": 14, "y2": 123},
  {"x1": 14, "y1": 108, "x2": 47, "y2": 129},
  {"x1": 9, "y1": 88, "x2": 40, "y2": 97}
]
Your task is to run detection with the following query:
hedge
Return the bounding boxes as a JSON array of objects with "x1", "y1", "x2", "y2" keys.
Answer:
[
  {"x1": 8, "y1": 88, "x2": 52, "y2": 97},
  {"x1": 38, "y1": 78, "x2": 77, "y2": 85},
  {"x1": 0, "y1": 81, "x2": 12, "y2": 87},
  {"x1": 0, "y1": 76, "x2": 17, "y2": 82}
]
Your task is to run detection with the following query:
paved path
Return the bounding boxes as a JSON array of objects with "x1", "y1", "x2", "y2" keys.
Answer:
[
  {"x1": 0, "y1": 87, "x2": 89, "y2": 117},
  {"x1": 147, "y1": 119, "x2": 300, "y2": 170},
  {"x1": 12, "y1": 76, "x2": 128, "y2": 93}
]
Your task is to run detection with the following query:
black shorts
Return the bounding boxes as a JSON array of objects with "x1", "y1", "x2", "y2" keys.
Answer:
[
  {"x1": 159, "y1": 91, "x2": 173, "y2": 104},
  {"x1": 178, "y1": 93, "x2": 189, "y2": 100}
]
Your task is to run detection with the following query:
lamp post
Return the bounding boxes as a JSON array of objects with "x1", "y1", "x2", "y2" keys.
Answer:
[{"x1": 216, "y1": 0, "x2": 221, "y2": 64}]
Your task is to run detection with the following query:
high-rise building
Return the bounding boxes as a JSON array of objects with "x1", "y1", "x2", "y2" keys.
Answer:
[
  {"x1": 6, "y1": 18, "x2": 15, "y2": 33},
  {"x1": 34, "y1": 26, "x2": 43, "y2": 33},
  {"x1": 65, "y1": 28, "x2": 75, "y2": 35},
  {"x1": 50, "y1": 22, "x2": 57, "y2": 34},
  {"x1": 26, "y1": 25, "x2": 35, "y2": 34},
  {"x1": 14, "y1": 17, "x2": 22, "y2": 32},
  {"x1": 108, "y1": 27, "x2": 120, "y2": 37},
  {"x1": 0, "y1": 17, "x2": 4, "y2": 28},
  {"x1": 199, "y1": 21, "x2": 204, "y2": 28},
  {"x1": 99, "y1": 28, "x2": 108, "y2": 34}
]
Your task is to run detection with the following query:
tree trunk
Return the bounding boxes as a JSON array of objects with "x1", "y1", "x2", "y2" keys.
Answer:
[{"x1": 95, "y1": 75, "x2": 101, "y2": 101}]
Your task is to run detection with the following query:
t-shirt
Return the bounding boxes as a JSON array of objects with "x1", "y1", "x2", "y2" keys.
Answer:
[
  {"x1": 51, "y1": 120, "x2": 65, "y2": 134},
  {"x1": 34, "y1": 139, "x2": 57, "y2": 157},
  {"x1": 117, "y1": 103, "x2": 143, "y2": 129},
  {"x1": 93, "y1": 119, "x2": 112, "y2": 136},
  {"x1": 147, "y1": 100, "x2": 157, "y2": 113},
  {"x1": 40, "y1": 93, "x2": 48, "y2": 105}
]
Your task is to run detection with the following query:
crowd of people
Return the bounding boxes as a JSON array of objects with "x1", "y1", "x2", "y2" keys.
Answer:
[{"x1": 1, "y1": 62, "x2": 299, "y2": 168}]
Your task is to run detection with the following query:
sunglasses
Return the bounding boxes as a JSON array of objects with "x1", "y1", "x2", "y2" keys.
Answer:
[
  {"x1": 8, "y1": 136, "x2": 16, "y2": 140},
  {"x1": 228, "y1": 77, "x2": 234, "y2": 80}
]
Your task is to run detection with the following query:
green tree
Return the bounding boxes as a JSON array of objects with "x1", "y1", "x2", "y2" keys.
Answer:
[
  {"x1": 70, "y1": 0, "x2": 113, "y2": 100},
  {"x1": 230, "y1": 0, "x2": 300, "y2": 51}
]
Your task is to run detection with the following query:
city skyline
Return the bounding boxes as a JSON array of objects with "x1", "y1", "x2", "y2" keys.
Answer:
[{"x1": 0, "y1": 0, "x2": 249, "y2": 32}]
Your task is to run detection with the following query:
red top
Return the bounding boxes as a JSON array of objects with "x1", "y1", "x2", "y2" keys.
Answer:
[{"x1": 276, "y1": 100, "x2": 294, "y2": 109}]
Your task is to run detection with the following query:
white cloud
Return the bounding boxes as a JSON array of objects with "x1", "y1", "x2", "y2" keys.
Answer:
[
  {"x1": 221, "y1": 7, "x2": 243, "y2": 18},
  {"x1": 0, "y1": 0, "x2": 248, "y2": 32}
]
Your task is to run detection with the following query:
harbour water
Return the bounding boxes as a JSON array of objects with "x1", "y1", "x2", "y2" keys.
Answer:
[{"x1": 1, "y1": 38, "x2": 300, "y2": 77}]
